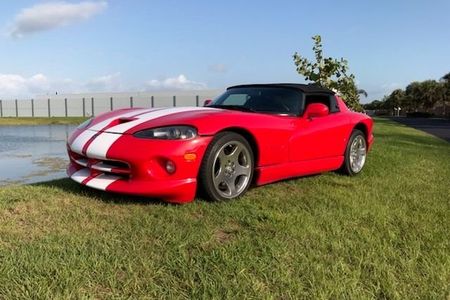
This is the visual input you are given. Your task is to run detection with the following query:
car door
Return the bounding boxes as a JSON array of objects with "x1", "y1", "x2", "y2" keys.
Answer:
[{"x1": 289, "y1": 95, "x2": 351, "y2": 162}]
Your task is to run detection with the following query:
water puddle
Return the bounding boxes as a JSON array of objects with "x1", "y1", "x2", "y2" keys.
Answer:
[{"x1": 0, "y1": 125, "x2": 76, "y2": 186}]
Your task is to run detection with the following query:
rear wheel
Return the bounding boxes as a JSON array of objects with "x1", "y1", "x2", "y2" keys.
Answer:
[
  {"x1": 341, "y1": 129, "x2": 367, "y2": 175},
  {"x1": 199, "y1": 132, "x2": 254, "y2": 201}
]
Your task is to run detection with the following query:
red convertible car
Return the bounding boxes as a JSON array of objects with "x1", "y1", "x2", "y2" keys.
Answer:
[{"x1": 67, "y1": 84, "x2": 374, "y2": 203}]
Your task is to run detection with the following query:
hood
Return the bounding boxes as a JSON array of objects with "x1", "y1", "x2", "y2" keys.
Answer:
[{"x1": 85, "y1": 107, "x2": 226, "y2": 134}]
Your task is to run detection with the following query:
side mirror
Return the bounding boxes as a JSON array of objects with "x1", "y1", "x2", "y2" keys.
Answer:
[
  {"x1": 304, "y1": 103, "x2": 329, "y2": 119},
  {"x1": 203, "y1": 99, "x2": 212, "y2": 106}
]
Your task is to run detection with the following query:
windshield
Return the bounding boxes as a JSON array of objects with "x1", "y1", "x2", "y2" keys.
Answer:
[{"x1": 211, "y1": 87, "x2": 303, "y2": 115}]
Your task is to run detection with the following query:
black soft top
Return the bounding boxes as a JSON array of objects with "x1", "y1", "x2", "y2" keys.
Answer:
[{"x1": 227, "y1": 83, "x2": 335, "y2": 95}]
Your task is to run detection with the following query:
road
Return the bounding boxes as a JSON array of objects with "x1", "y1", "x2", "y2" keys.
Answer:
[{"x1": 390, "y1": 117, "x2": 450, "y2": 142}]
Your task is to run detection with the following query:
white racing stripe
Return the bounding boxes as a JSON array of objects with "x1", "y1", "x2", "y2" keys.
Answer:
[
  {"x1": 86, "y1": 132, "x2": 121, "y2": 159},
  {"x1": 70, "y1": 130, "x2": 99, "y2": 154},
  {"x1": 70, "y1": 168, "x2": 90, "y2": 183},
  {"x1": 86, "y1": 174, "x2": 121, "y2": 190},
  {"x1": 103, "y1": 107, "x2": 215, "y2": 134},
  {"x1": 70, "y1": 168, "x2": 121, "y2": 190},
  {"x1": 70, "y1": 108, "x2": 152, "y2": 154},
  {"x1": 86, "y1": 107, "x2": 217, "y2": 159}
]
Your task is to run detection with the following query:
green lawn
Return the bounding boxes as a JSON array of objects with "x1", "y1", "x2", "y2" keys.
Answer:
[
  {"x1": 0, "y1": 117, "x2": 87, "y2": 126},
  {"x1": 0, "y1": 118, "x2": 449, "y2": 299}
]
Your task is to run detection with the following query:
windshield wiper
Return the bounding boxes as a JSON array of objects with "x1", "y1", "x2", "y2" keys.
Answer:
[{"x1": 208, "y1": 105, "x2": 256, "y2": 113}]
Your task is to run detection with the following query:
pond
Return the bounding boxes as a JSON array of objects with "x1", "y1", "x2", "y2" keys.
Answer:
[{"x1": 0, "y1": 125, "x2": 76, "y2": 186}]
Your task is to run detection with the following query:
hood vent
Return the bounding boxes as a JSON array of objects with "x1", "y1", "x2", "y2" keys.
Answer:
[
  {"x1": 118, "y1": 117, "x2": 136, "y2": 124},
  {"x1": 105, "y1": 117, "x2": 137, "y2": 128}
]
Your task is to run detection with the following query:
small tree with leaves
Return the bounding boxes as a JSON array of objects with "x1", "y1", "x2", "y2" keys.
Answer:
[{"x1": 293, "y1": 35, "x2": 362, "y2": 111}]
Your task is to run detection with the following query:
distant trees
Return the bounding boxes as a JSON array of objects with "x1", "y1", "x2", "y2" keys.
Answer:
[
  {"x1": 293, "y1": 35, "x2": 363, "y2": 111},
  {"x1": 363, "y1": 99, "x2": 384, "y2": 110},
  {"x1": 363, "y1": 73, "x2": 450, "y2": 116},
  {"x1": 442, "y1": 72, "x2": 450, "y2": 115}
]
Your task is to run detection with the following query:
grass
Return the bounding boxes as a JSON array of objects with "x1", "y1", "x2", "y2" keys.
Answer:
[
  {"x1": 0, "y1": 117, "x2": 87, "y2": 126},
  {"x1": 0, "y1": 118, "x2": 449, "y2": 299}
]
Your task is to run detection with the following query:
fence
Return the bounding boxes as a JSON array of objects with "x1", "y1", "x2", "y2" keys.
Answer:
[{"x1": 0, "y1": 90, "x2": 221, "y2": 118}]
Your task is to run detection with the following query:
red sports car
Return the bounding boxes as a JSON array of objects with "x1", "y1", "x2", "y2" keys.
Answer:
[{"x1": 67, "y1": 84, "x2": 374, "y2": 203}]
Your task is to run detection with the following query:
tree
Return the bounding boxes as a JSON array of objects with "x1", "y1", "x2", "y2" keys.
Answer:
[
  {"x1": 373, "y1": 72, "x2": 450, "y2": 116},
  {"x1": 405, "y1": 82, "x2": 423, "y2": 111},
  {"x1": 387, "y1": 89, "x2": 405, "y2": 108},
  {"x1": 442, "y1": 72, "x2": 450, "y2": 82},
  {"x1": 363, "y1": 100, "x2": 382, "y2": 110},
  {"x1": 293, "y1": 35, "x2": 362, "y2": 111},
  {"x1": 420, "y1": 80, "x2": 441, "y2": 111},
  {"x1": 441, "y1": 72, "x2": 450, "y2": 116}
]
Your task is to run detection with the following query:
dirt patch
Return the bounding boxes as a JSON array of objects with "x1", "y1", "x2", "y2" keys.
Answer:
[
  {"x1": 213, "y1": 222, "x2": 241, "y2": 244},
  {"x1": 189, "y1": 210, "x2": 204, "y2": 220},
  {"x1": 32, "y1": 157, "x2": 67, "y2": 171},
  {"x1": 16, "y1": 157, "x2": 68, "y2": 180},
  {"x1": 6, "y1": 153, "x2": 33, "y2": 158},
  {"x1": 214, "y1": 230, "x2": 233, "y2": 244},
  {"x1": 0, "y1": 179, "x2": 23, "y2": 186}
]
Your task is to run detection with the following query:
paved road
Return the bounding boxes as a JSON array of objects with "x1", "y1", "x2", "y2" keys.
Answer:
[{"x1": 390, "y1": 117, "x2": 450, "y2": 142}]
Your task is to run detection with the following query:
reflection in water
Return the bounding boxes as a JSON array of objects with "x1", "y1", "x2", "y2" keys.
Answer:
[{"x1": 0, "y1": 125, "x2": 76, "y2": 185}]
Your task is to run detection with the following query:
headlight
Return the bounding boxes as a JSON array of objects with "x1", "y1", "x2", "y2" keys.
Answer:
[
  {"x1": 134, "y1": 126, "x2": 197, "y2": 140},
  {"x1": 77, "y1": 118, "x2": 93, "y2": 129}
]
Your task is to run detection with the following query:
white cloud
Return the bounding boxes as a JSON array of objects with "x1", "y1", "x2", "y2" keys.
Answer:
[
  {"x1": 0, "y1": 73, "x2": 82, "y2": 97},
  {"x1": 208, "y1": 64, "x2": 228, "y2": 73},
  {"x1": 146, "y1": 74, "x2": 207, "y2": 90},
  {"x1": 9, "y1": 1, "x2": 108, "y2": 38},
  {"x1": 0, "y1": 73, "x2": 208, "y2": 97},
  {"x1": 0, "y1": 73, "x2": 50, "y2": 97},
  {"x1": 85, "y1": 72, "x2": 122, "y2": 92}
]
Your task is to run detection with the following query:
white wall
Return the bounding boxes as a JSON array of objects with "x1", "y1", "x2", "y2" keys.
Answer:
[{"x1": 0, "y1": 90, "x2": 221, "y2": 117}]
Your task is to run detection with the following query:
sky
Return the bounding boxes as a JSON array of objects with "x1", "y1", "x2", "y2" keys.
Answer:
[{"x1": 0, "y1": 0, "x2": 449, "y2": 102}]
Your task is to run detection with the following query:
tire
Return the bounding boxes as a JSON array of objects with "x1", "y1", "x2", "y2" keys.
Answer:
[
  {"x1": 341, "y1": 129, "x2": 367, "y2": 176},
  {"x1": 199, "y1": 132, "x2": 254, "y2": 201}
]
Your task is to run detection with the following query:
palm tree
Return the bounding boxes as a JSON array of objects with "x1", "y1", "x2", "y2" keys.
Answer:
[
  {"x1": 357, "y1": 89, "x2": 368, "y2": 98},
  {"x1": 441, "y1": 72, "x2": 450, "y2": 82},
  {"x1": 420, "y1": 80, "x2": 440, "y2": 111},
  {"x1": 405, "y1": 82, "x2": 422, "y2": 112}
]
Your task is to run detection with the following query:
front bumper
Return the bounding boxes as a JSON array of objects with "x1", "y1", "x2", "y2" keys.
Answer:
[{"x1": 67, "y1": 132, "x2": 213, "y2": 203}]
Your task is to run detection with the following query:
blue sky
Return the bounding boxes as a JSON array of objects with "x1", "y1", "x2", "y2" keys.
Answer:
[{"x1": 0, "y1": 0, "x2": 449, "y2": 102}]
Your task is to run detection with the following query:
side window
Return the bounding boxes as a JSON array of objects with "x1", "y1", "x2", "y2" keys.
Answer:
[
  {"x1": 329, "y1": 96, "x2": 340, "y2": 113},
  {"x1": 222, "y1": 94, "x2": 248, "y2": 105},
  {"x1": 304, "y1": 95, "x2": 340, "y2": 113}
]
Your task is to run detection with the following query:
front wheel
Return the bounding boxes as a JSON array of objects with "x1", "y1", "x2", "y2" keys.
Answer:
[
  {"x1": 341, "y1": 129, "x2": 367, "y2": 176},
  {"x1": 199, "y1": 132, "x2": 254, "y2": 201}
]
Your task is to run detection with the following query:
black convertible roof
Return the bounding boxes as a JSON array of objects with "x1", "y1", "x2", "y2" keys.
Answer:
[{"x1": 227, "y1": 83, "x2": 335, "y2": 94}]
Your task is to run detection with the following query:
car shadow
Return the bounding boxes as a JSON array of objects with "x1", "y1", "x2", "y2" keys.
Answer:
[
  {"x1": 33, "y1": 178, "x2": 186, "y2": 206},
  {"x1": 34, "y1": 173, "x2": 328, "y2": 206}
]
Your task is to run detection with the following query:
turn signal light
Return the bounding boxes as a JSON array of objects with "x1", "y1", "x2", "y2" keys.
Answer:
[{"x1": 184, "y1": 153, "x2": 197, "y2": 161}]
